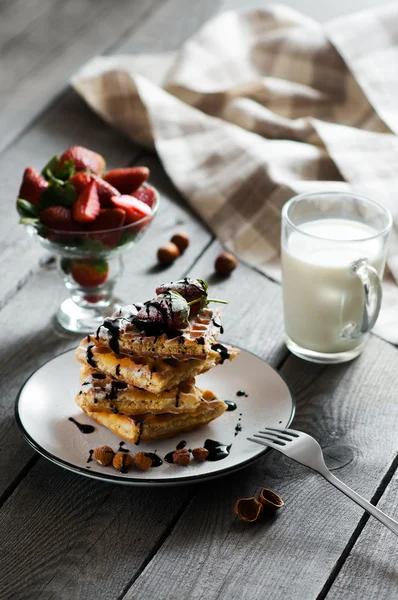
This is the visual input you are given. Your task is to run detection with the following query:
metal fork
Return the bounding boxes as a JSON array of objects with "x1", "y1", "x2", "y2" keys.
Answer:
[{"x1": 247, "y1": 427, "x2": 398, "y2": 536}]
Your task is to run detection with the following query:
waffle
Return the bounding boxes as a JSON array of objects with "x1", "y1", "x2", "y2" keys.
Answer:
[
  {"x1": 95, "y1": 306, "x2": 223, "y2": 359},
  {"x1": 77, "y1": 366, "x2": 203, "y2": 415},
  {"x1": 76, "y1": 336, "x2": 239, "y2": 393},
  {"x1": 77, "y1": 394, "x2": 228, "y2": 443}
]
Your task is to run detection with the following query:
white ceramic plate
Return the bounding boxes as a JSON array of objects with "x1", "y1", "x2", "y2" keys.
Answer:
[{"x1": 16, "y1": 346, "x2": 295, "y2": 486}]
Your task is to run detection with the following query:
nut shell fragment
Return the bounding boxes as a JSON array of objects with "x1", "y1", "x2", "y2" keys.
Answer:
[
  {"x1": 234, "y1": 497, "x2": 264, "y2": 523},
  {"x1": 258, "y1": 488, "x2": 284, "y2": 510}
]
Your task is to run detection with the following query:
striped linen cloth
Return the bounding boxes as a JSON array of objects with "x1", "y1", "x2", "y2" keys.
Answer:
[{"x1": 72, "y1": 3, "x2": 398, "y2": 344}]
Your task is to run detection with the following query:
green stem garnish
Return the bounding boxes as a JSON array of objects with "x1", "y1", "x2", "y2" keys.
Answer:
[{"x1": 187, "y1": 297, "x2": 228, "y2": 306}]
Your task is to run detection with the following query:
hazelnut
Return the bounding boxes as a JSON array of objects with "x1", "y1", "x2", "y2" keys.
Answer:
[
  {"x1": 234, "y1": 497, "x2": 264, "y2": 523},
  {"x1": 192, "y1": 447, "x2": 209, "y2": 462},
  {"x1": 258, "y1": 488, "x2": 284, "y2": 510},
  {"x1": 215, "y1": 252, "x2": 237, "y2": 275},
  {"x1": 157, "y1": 243, "x2": 180, "y2": 265},
  {"x1": 171, "y1": 232, "x2": 190, "y2": 252},
  {"x1": 112, "y1": 451, "x2": 133, "y2": 473},
  {"x1": 173, "y1": 448, "x2": 191, "y2": 466},
  {"x1": 134, "y1": 452, "x2": 153, "y2": 471},
  {"x1": 93, "y1": 445, "x2": 115, "y2": 466}
]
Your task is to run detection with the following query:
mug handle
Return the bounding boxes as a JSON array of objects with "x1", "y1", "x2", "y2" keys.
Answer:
[{"x1": 340, "y1": 258, "x2": 382, "y2": 340}]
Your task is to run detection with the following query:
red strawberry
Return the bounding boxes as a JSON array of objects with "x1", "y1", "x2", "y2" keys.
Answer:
[
  {"x1": 132, "y1": 186, "x2": 157, "y2": 209},
  {"x1": 103, "y1": 167, "x2": 149, "y2": 194},
  {"x1": 40, "y1": 206, "x2": 81, "y2": 231},
  {"x1": 69, "y1": 173, "x2": 119, "y2": 208},
  {"x1": 87, "y1": 208, "x2": 126, "y2": 248},
  {"x1": 72, "y1": 180, "x2": 100, "y2": 223},
  {"x1": 71, "y1": 259, "x2": 109, "y2": 287},
  {"x1": 110, "y1": 195, "x2": 152, "y2": 224},
  {"x1": 18, "y1": 167, "x2": 49, "y2": 205},
  {"x1": 59, "y1": 146, "x2": 105, "y2": 175}
]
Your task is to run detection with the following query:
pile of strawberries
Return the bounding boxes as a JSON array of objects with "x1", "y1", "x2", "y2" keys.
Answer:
[{"x1": 17, "y1": 145, "x2": 157, "y2": 249}]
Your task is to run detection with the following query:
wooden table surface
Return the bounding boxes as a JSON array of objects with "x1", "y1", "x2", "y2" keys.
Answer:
[{"x1": 1, "y1": 1, "x2": 397, "y2": 599}]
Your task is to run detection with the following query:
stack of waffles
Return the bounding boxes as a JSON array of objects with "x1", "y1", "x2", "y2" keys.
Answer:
[{"x1": 75, "y1": 297, "x2": 238, "y2": 444}]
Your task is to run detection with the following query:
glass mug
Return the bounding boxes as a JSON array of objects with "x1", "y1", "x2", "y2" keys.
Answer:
[{"x1": 281, "y1": 192, "x2": 392, "y2": 364}]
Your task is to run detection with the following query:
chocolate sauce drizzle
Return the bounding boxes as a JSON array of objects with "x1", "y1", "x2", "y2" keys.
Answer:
[
  {"x1": 92, "y1": 373, "x2": 106, "y2": 380},
  {"x1": 212, "y1": 319, "x2": 224, "y2": 334},
  {"x1": 115, "y1": 364, "x2": 121, "y2": 377},
  {"x1": 225, "y1": 401, "x2": 237, "y2": 411},
  {"x1": 236, "y1": 390, "x2": 248, "y2": 398},
  {"x1": 135, "y1": 422, "x2": 144, "y2": 445},
  {"x1": 204, "y1": 439, "x2": 231, "y2": 461},
  {"x1": 87, "y1": 449, "x2": 94, "y2": 463},
  {"x1": 146, "y1": 453, "x2": 163, "y2": 467},
  {"x1": 120, "y1": 453, "x2": 129, "y2": 474},
  {"x1": 211, "y1": 343, "x2": 230, "y2": 365},
  {"x1": 118, "y1": 441, "x2": 129, "y2": 453},
  {"x1": 99, "y1": 319, "x2": 121, "y2": 354},
  {"x1": 86, "y1": 346, "x2": 97, "y2": 369},
  {"x1": 68, "y1": 417, "x2": 95, "y2": 434},
  {"x1": 109, "y1": 380, "x2": 128, "y2": 400}
]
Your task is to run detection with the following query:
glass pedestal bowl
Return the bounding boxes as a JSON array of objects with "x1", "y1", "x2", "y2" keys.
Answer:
[{"x1": 26, "y1": 189, "x2": 159, "y2": 334}]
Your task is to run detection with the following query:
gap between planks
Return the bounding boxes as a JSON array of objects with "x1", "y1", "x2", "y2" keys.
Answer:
[{"x1": 317, "y1": 451, "x2": 398, "y2": 600}]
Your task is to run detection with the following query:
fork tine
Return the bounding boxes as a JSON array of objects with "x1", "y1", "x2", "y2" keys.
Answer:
[
  {"x1": 247, "y1": 436, "x2": 279, "y2": 449},
  {"x1": 252, "y1": 433, "x2": 287, "y2": 446},
  {"x1": 263, "y1": 427, "x2": 300, "y2": 437},
  {"x1": 258, "y1": 430, "x2": 292, "y2": 442}
]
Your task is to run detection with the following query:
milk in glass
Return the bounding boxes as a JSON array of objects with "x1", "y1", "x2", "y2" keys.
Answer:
[{"x1": 282, "y1": 218, "x2": 386, "y2": 353}]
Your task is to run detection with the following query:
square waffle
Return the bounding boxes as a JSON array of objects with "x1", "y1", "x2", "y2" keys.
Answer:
[
  {"x1": 77, "y1": 366, "x2": 203, "y2": 415},
  {"x1": 77, "y1": 392, "x2": 228, "y2": 443},
  {"x1": 76, "y1": 335, "x2": 239, "y2": 393},
  {"x1": 95, "y1": 306, "x2": 223, "y2": 359}
]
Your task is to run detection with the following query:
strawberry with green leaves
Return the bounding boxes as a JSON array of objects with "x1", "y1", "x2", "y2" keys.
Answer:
[{"x1": 59, "y1": 146, "x2": 105, "y2": 175}]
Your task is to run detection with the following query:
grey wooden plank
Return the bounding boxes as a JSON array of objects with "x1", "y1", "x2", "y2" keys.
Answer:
[
  {"x1": 0, "y1": 0, "x2": 162, "y2": 153},
  {"x1": 121, "y1": 329, "x2": 398, "y2": 599},
  {"x1": 0, "y1": 154, "x2": 212, "y2": 501},
  {"x1": 0, "y1": 461, "x2": 192, "y2": 600},
  {"x1": 327, "y1": 469, "x2": 398, "y2": 600}
]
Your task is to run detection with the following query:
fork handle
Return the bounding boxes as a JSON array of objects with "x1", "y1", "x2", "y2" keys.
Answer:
[{"x1": 321, "y1": 469, "x2": 398, "y2": 536}]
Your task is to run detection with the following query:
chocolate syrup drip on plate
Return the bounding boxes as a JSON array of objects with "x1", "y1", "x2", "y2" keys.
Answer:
[
  {"x1": 146, "y1": 453, "x2": 163, "y2": 467},
  {"x1": 204, "y1": 439, "x2": 232, "y2": 461},
  {"x1": 176, "y1": 440, "x2": 187, "y2": 449},
  {"x1": 100, "y1": 319, "x2": 121, "y2": 354},
  {"x1": 234, "y1": 423, "x2": 242, "y2": 436},
  {"x1": 211, "y1": 343, "x2": 230, "y2": 365},
  {"x1": 236, "y1": 390, "x2": 248, "y2": 397},
  {"x1": 87, "y1": 449, "x2": 94, "y2": 463},
  {"x1": 68, "y1": 417, "x2": 95, "y2": 434},
  {"x1": 225, "y1": 401, "x2": 237, "y2": 411},
  {"x1": 86, "y1": 346, "x2": 97, "y2": 369},
  {"x1": 118, "y1": 441, "x2": 130, "y2": 453}
]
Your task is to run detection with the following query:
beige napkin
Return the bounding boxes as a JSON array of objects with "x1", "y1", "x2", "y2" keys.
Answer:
[{"x1": 72, "y1": 3, "x2": 398, "y2": 344}]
